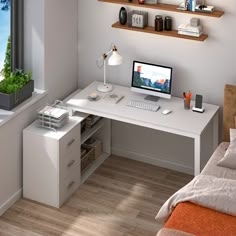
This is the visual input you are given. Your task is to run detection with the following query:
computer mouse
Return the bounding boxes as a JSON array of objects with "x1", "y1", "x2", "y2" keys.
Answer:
[{"x1": 162, "y1": 109, "x2": 172, "y2": 115}]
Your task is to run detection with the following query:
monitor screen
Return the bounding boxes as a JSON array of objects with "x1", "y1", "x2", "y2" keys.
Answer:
[{"x1": 131, "y1": 61, "x2": 173, "y2": 99}]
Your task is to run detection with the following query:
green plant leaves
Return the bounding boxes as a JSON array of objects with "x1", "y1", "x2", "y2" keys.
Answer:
[
  {"x1": 0, "y1": 70, "x2": 32, "y2": 94},
  {"x1": 0, "y1": 37, "x2": 32, "y2": 94}
]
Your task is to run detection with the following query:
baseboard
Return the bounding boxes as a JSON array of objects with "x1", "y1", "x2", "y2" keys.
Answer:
[
  {"x1": 112, "y1": 147, "x2": 193, "y2": 175},
  {"x1": 0, "y1": 189, "x2": 22, "y2": 216}
]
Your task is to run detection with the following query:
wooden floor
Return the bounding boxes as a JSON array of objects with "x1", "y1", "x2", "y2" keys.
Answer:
[{"x1": 0, "y1": 155, "x2": 193, "y2": 236}]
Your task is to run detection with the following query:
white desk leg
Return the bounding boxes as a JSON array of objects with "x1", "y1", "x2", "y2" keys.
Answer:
[
  {"x1": 103, "y1": 118, "x2": 112, "y2": 155},
  {"x1": 194, "y1": 136, "x2": 201, "y2": 176},
  {"x1": 213, "y1": 112, "x2": 219, "y2": 151}
]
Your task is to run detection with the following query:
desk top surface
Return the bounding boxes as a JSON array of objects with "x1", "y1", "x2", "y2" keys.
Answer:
[{"x1": 66, "y1": 81, "x2": 219, "y2": 137}]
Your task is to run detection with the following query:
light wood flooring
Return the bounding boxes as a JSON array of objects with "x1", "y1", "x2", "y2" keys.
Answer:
[{"x1": 0, "y1": 155, "x2": 193, "y2": 236}]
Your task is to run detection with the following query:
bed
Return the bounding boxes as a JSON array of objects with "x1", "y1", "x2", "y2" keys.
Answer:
[{"x1": 156, "y1": 84, "x2": 236, "y2": 236}]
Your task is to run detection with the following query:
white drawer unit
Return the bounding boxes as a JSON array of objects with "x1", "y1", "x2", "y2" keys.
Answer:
[
  {"x1": 23, "y1": 109, "x2": 111, "y2": 207},
  {"x1": 23, "y1": 115, "x2": 85, "y2": 208}
]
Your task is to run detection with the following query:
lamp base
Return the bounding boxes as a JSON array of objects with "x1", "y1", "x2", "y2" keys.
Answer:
[{"x1": 97, "y1": 83, "x2": 113, "y2": 93}]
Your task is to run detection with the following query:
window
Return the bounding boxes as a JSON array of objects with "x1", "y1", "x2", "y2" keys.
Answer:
[
  {"x1": 0, "y1": 0, "x2": 10, "y2": 81},
  {"x1": 0, "y1": 0, "x2": 23, "y2": 81}
]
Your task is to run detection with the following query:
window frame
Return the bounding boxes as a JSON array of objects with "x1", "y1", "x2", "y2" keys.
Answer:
[{"x1": 11, "y1": 0, "x2": 24, "y2": 71}]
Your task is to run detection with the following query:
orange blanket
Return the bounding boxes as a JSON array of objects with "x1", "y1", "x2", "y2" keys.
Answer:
[{"x1": 164, "y1": 202, "x2": 236, "y2": 236}]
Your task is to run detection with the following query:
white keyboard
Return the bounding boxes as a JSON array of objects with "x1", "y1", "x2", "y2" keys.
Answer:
[{"x1": 127, "y1": 100, "x2": 160, "y2": 112}]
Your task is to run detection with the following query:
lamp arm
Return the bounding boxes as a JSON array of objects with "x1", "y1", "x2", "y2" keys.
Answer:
[
  {"x1": 103, "y1": 57, "x2": 107, "y2": 86},
  {"x1": 103, "y1": 45, "x2": 117, "y2": 58},
  {"x1": 103, "y1": 49, "x2": 113, "y2": 59}
]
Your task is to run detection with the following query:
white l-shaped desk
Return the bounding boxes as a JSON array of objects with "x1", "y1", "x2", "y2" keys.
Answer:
[{"x1": 66, "y1": 81, "x2": 220, "y2": 176}]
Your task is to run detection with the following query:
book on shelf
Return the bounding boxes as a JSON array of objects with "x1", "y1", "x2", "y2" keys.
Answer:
[
  {"x1": 195, "y1": 5, "x2": 215, "y2": 13},
  {"x1": 189, "y1": 0, "x2": 192, "y2": 12},
  {"x1": 178, "y1": 24, "x2": 203, "y2": 33},
  {"x1": 178, "y1": 23, "x2": 203, "y2": 37},
  {"x1": 178, "y1": 30, "x2": 203, "y2": 37},
  {"x1": 85, "y1": 115, "x2": 102, "y2": 128}
]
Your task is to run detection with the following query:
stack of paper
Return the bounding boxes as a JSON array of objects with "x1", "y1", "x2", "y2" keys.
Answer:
[
  {"x1": 178, "y1": 24, "x2": 203, "y2": 37},
  {"x1": 38, "y1": 106, "x2": 69, "y2": 128}
]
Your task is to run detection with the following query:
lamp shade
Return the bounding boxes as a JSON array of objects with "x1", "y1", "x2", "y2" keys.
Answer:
[{"x1": 108, "y1": 51, "x2": 123, "y2": 66}]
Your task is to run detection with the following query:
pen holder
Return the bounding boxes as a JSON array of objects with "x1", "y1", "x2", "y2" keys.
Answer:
[{"x1": 184, "y1": 98, "x2": 191, "y2": 110}]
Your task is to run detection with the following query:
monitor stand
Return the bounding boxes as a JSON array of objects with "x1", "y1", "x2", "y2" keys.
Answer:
[{"x1": 144, "y1": 95, "x2": 160, "y2": 102}]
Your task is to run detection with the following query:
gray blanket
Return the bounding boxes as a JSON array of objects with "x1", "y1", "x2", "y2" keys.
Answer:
[{"x1": 156, "y1": 174, "x2": 236, "y2": 223}]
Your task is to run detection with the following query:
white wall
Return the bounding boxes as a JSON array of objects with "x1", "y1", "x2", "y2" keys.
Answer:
[
  {"x1": 78, "y1": 0, "x2": 236, "y2": 174},
  {"x1": 25, "y1": 0, "x2": 79, "y2": 103},
  {"x1": 78, "y1": 0, "x2": 236, "y2": 101},
  {"x1": 0, "y1": 96, "x2": 48, "y2": 215},
  {"x1": 24, "y1": 0, "x2": 45, "y2": 89},
  {"x1": 0, "y1": 0, "x2": 79, "y2": 214},
  {"x1": 44, "y1": 0, "x2": 78, "y2": 103}
]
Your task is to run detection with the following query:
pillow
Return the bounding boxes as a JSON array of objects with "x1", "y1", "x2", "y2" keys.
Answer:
[
  {"x1": 230, "y1": 128, "x2": 236, "y2": 142},
  {"x1": 217, "y1": 129, "x2": 236, "y2": 169}
]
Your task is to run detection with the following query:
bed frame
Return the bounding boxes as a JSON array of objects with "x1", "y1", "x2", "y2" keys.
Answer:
[{"x1": 223, "y1": 84, "x2": 236, "y2": 142}]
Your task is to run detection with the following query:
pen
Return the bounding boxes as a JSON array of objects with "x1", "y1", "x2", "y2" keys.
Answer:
[
  {"x1": 188, "y1": 91, "x2": 192, "y2": 100},
  {"x1": 116, "y1": 96, "x2": 124, "y2": 104}
]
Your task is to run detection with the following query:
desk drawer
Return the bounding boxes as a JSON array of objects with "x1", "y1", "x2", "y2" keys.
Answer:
[
  {"x1": 59, "y1": 123, "x2": 81, "y2": 176},
  {"x1": 59, "y1": 163, "x2": 80, "y2": 206},
  {"x1": 60, "y1": 149, "x2": 81, "y2": 178}
]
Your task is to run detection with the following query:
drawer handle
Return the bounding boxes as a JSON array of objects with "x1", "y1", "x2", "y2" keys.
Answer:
[
  {"x1": 67, "y1": 160, "x2": 75, "y2": 168},
  {"x1": 67, "y1": 181, "x2": 75, "y2": 189},
  {"x1": 67, "y1": 139, "x2": 75, "y2": 147}
]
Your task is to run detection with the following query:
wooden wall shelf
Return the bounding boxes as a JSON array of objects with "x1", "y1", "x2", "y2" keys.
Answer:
[
  {"x1": 98, "y1": 0, "x2": 224, "y2": 18},
  {"x1": 112, "y1": 22, "x2": 208, "y2": 41}
]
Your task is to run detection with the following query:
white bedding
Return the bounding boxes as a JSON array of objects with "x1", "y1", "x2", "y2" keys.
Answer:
[
  {"x1": 201, "y1": 142, "x2": 236, "y2": 180},
  {"x1": 155, "y1": 174, "x2": 236, "y2": 223}
]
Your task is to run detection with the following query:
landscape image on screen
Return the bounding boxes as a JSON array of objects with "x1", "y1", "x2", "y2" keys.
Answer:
[
  {"x1": 0, "y1": 0, "x2": 10, "y2": 81},
  {"x1": 133, "y1": 62, "x2": 171, "y2": 93}
]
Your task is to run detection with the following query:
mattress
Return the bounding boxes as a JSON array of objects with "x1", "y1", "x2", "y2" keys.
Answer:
[
  {"x1": 201, "y1": 142, "x2": 236, "y2": 180},
  {"x1": 164, "y1": 202, "x2": 236, "y2": 236}
]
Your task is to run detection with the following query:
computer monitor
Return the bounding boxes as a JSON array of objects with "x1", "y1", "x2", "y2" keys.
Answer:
[{"x1": 131, "y1": 60, "x2": 173, "y2": 100}]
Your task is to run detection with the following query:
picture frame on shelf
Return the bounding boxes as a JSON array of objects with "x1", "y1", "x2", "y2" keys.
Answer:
[{"x1": 128, "y1": 10, "x2": 148, "y2": 29}]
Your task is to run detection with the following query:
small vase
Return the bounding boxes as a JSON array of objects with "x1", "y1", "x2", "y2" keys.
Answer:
[
  {"x1": 138, "y1": 0, "x2": 145, "y2": 4},
  {"x1": 119, "y1": 7, "x2": 127, "y2": 25}
]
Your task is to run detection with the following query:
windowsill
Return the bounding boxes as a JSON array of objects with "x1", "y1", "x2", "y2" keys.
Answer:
[{"x1": 0, "y1": 89, "x2": 48, "y2": 127}]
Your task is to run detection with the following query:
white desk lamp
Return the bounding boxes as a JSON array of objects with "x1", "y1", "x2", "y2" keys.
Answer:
[{"x1": 97, "y1": 44, "x2": 123, "y2": 93}]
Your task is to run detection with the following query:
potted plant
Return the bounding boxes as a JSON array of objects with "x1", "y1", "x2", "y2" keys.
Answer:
[{"x1": 0, "y1": 37, "x2": 34, "y2": 110}]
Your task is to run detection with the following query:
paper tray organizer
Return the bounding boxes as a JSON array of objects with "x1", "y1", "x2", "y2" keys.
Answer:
[{"x1": 37, "y1": 100, "x2": 69, "y2": 131}]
